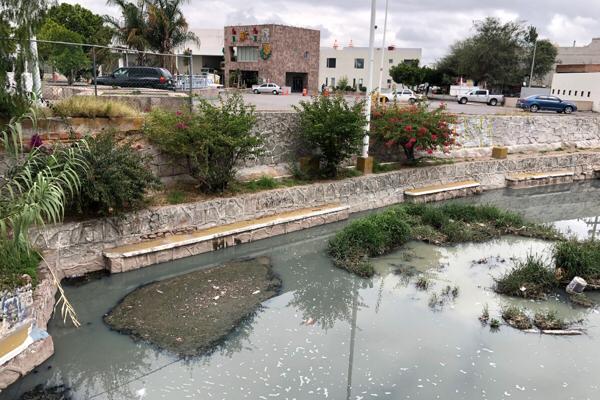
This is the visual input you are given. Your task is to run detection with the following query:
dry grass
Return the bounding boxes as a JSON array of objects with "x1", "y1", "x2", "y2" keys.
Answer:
[{"x1": 52, "y1": 96, "x2": 139, "y2": 118}]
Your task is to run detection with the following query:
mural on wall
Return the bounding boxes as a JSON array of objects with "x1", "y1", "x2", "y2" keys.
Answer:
[
  {"x1": 239, "y1": 30, "x2": 250, "y2": 42},
  {"x1": 260, "y1": 43, "x2": 272, "y2": 60},
  {"x1": 261, "y1": 28, "x2": 270, "y2": 43}
]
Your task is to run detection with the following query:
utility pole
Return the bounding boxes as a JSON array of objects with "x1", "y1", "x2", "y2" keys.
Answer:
[
  {"x1": 377, "y1": 0, "x2": 389, "y2": 94},
  {"x1": 358, "y1": 0, "x2": 377, "y2": 173},
  {"x1": 528, "y1": 39, "x2": 538, "y2": 87}
]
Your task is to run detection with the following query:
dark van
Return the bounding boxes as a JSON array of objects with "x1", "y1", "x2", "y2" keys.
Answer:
[{"x1": 94, "y1": 66, "x2": 175, "y2": 90}]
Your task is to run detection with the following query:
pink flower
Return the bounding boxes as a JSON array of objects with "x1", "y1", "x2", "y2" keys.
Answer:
[
  {"x1": 427, "y1": 149, "x2": 434, "y2": 154},
  {"x1": 404, "y1": 125, "x2": 413, "y2": 132},
  {"x1": 176, "y1": 110, "x2": 183, "y2": 116},
  {"x1": 176, "y1": 122, "x2": 188, "y2": 130},
  {"x1": 431, "y1": 134, "x2": 438, "y2": 141}
]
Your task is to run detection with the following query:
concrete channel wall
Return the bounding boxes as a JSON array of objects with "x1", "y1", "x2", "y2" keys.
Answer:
[{"x1": 30, "y1": 151, "x2": 600, "y2": 278}]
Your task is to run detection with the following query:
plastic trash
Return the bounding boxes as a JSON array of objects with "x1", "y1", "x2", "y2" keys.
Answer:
[{"x1": 566, "y1": 276, "x2": 587, "y2": 294}]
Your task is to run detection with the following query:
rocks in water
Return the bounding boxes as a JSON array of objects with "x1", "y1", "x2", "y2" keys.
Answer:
[
  {"x1": 19, "y1": 384, "x2": 71, "y2": 400},
  {"x1": 566, "y1": 276, "x2": 587, "y2": 294},
  {"x1": 104, "y1": 257, "x2": 281, "y2": 356}
]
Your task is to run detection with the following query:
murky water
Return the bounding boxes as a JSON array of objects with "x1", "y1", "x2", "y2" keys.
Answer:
[{"x1": 4, "y1": 181, "x2": 600, "y2": 400}]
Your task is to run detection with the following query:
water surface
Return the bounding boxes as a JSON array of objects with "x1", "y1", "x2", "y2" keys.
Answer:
[{"x1": 4, "y1": 181, "x2": 600, "y2": 400}]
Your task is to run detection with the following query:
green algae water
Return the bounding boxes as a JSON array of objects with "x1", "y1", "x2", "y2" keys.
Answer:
[{"x1": 4, "y1": 181, "x2": 600, "y2": 400}]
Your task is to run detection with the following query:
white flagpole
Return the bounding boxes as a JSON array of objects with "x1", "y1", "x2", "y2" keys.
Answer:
[
  {"x1": 377, "y1": 0, "x2": 389, "y2": 94},
  {"x1": 362, "y1": 0, "x2": 377, "y2": 158}
]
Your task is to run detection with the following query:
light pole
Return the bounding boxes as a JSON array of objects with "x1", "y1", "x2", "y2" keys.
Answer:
[
  {"x1": 358, "y1": 0, "x2": 377, "y2": 173},
  {"x1": 377, "y1": 0, "x2": 389, "y2": 94}
]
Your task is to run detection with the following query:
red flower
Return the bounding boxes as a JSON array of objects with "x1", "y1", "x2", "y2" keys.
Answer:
[
  {"x1": 176, "y1": 122, "x2": 188, "y2": 130},
  {"x1": 176, "y1": 110, "x2": 183, "y2": 116},
  {"x1": 427, "y1": 149, "x2": 434, "y2": 154},
  {"x1": 405, "y1": 141, "x2": 414, "y2": 149},
  {"x1": 431, "y1": 134, "x2": 438, "y2": 141},
  {"x1": 385, "y1": 139, "x2": 396, "y2": 148},
  {"x1": 404, "y1": 125, "x2": 413, "y2": 132}
]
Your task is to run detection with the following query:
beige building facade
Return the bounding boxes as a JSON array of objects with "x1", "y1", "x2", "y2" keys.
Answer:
[
  {"x1": 319, "y1": 46, "x2": 422, "y2": 90},
  {"x1": 551, "y1": 64, "x2": 600, "y2": 112}
]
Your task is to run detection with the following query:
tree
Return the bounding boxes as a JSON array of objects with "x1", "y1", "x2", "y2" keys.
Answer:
[
  {"x1": 105, "y1": 0, "x2": 198, "y2": 71},
  {"x1": 45, "y1": 3, "x2": 115, "y2": 68},
  {"x1": 436, "y1": 18, "x2": 557, "y2": 90},
  {"x1": 389, "y1": 60, "x2": 426, "y2": 88},
  {"x1": 38, "y1": 20, "x2": 90, "y2": 85}
]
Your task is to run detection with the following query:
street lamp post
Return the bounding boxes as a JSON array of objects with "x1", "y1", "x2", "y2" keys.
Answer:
[
  {"x1": 528, "y1": 40, "x2": 538, "y2": 88},
  {"x1": 357, "y1": 0, "x2": 377, "y2": 173}
]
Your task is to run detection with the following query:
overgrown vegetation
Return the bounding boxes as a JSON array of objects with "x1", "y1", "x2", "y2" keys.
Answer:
[
  {"x1": 533, "y1": 311, "x2": 568, "y2": 331},
  {"x1": 494, "y1": 255, "x2": 557, "y2": 299},
  {"x1": 0, "y1": 110, "x2": 87, "y2": 289},
  {"x1": 554, "y1": 239, "x2": 600, "y2": 283},
  {"x1": 328, "y1": 203, "x2": 558, "y2": 277},
  {"x1": 293, "y1": 94, "x2": 366, "y2": 178},
  {"x1": 71, "y1": 132, "x2": 161, "y2": 216},
  {"x1": 52, "y1": 96, "x2": 139, "y2": 118},
  {"x1": 501, "y1": 306, "x2": 533, "y2": 330},
  {"x1": 145, "y1": 93, "x2": 261, "y2": 193}
]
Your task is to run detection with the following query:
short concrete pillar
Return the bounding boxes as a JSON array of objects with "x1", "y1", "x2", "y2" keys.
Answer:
[
  {"x1": 357, "y1": 156, "x2": 374, "y2": 174},
  {"x1": 492, "y1": 146, "x2": 508, "y2": 159}
]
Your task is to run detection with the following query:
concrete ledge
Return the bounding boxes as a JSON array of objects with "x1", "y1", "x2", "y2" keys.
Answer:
[
  {"x1": 404, "y1": 180, "x2": 482, "y2": 203},
  {"x1": 506, "y1": 170, "x2": 575, "y2": 188},
  {"x1": 104, "y1": 204, "x2": 349, "y2": 273}
]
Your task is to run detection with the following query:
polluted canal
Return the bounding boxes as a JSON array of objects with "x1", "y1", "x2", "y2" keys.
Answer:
[{"x1": 4, "y1": 181, "x2": 600, "y2": 400}]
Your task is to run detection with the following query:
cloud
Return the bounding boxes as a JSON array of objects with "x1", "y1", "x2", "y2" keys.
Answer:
[{"x1": 59, "y1": 0, "x2": 600, "y2": 64}]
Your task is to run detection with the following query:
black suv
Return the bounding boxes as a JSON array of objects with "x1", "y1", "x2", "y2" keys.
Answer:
[{"x1": 94, "y1": 66, "x2": 175, "y2": 90}]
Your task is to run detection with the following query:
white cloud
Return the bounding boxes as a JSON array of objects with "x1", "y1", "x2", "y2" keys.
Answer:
[{"x1": 547, "y1": 14, "x2": 598, "y2": 47}]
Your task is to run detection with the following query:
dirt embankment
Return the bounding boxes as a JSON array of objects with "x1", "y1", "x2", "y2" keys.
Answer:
[{"x1": 104, "y1": 257, "x2": 281, "y2": 356}]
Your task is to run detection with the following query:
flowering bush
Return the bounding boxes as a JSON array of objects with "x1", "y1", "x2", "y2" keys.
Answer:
[
  {"x1": 144, "y1": 93, "x2": 261, "y2": 193},
  {"x1": 371, "y1": 103, "x2": 459, "y2": 161}
]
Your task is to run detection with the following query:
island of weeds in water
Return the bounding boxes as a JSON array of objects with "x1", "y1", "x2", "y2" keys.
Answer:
[{"x1": 328, "y1": 203, "x2": 560, "y2": 278}]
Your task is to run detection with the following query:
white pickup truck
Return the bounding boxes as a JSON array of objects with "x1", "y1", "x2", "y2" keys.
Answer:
[{"x1": 457, "y1": 89, "x2": 504, "y2": 106}]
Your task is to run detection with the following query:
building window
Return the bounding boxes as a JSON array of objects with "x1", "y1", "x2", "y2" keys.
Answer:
[
  {"x1": 229, "y1": 46, "x2": 237, "y2": 62},
  {"x1": 326, "y1": 58, "x2": 336, "y2": 68},
  {"x1": 389, "y1": 59, "x2": 393, "y2": 64},
  {"x1": 331, "y1": 77, "x2": 336, "y2": 87},
  {"x1": 588, "y1": 91, "x2": 592, "y2": 97},
  {"x1": 325, "y1": 77, "x2": 328, "y2": 86},
  {"x1": 354, "y1": 58, "x2": 365, "y2": 69},
  {"x1": 582, "y1": 91, "x2": 585, "y2": 97},
  {"x1": 552, "y1": 89, "x2": 555, "y2": 94},
  {"x1": 304, "y1": 51, "x2": 309, "y2": 59},
  {"x1": 353, "y1": 78, "x2": 356, "y2": 88},
  {"x1": 237, "y1": 46, "x2": 259, "y2": 62},
  {"x1": 569, "y1": 90, "x2": 572, "y2": 96},
  {"x1": 574, "y1": 91, "x2": 578, "y2": 96},
  {"x1": 563, "y1": 90, "x2": 566, "y2": 95}
]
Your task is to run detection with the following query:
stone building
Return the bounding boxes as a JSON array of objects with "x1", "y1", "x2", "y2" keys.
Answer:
[
  {"x1": 540, "y1": 38, "x2": 600, "y2": 86},
  {"x1": 224, "y1": 24, "x2": 320, "y2": 93}
]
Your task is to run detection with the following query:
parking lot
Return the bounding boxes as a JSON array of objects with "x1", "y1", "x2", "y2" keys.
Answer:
[{"x1": 239, "y1": 92, "x2": 590, "y2": 116}]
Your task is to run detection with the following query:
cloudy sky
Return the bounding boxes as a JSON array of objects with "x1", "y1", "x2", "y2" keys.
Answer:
[{"x1": 64, "y1": 0, "x2": 600, "y2": 64}]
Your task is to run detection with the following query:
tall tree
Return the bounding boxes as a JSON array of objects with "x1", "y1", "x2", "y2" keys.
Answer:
[
  {"x1": 436, "y1": 18, "x2": 557, "y2": 90},
  {"x1": 389, "y1": 60, "x2": 426, "y2": 88},
  {"x1": 105, "y1": 0, "x2": 149, "y2": 64}
]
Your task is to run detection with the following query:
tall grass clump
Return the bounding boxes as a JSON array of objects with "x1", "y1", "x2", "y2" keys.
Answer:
[
  {"x1": 52, "y1": 96, "x2": 139, "y2": 118},
  {"x1": 328, "y1": 208, "x2": 411, "y2": 277},
  {"x1": 553, "y1": 239, "x2": 600, "y2": 282},
  {"x1": 494, "y1": 255, "x2": 557, "y2": 299}
]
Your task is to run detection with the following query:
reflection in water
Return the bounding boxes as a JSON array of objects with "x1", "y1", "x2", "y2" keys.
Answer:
[{"x1": 4, "y1": 181, "x2": 600, "y2": 400}]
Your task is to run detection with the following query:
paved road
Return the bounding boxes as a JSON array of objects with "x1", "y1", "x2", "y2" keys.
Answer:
[{"x1": 240, "y1": 93, "x2": 591, "y2": 116}]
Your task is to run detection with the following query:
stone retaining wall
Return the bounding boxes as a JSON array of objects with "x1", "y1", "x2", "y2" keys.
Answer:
[{"x1": 30, "y1": 150, "x2": 600, "y2": 278}]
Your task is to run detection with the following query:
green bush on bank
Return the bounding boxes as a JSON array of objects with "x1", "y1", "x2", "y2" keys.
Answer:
[
  {"x1": 554, "y1": 239, "x2": 600, "y2": 282},
  {"x1": 71, "y1": 132, "x2": 161, "y2": 216},
  {"x1": 0, "y1": 242, "x2": 40, "y2": 291},
  {"x1": 328, "y1": 203, "x2": 558, "y2": 277},
  {"x1": 494, "y1": 255, "x2": 557, "y2": 299}
]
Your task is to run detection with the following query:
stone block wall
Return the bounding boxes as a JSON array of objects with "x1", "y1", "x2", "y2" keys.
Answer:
[{"x1": 30, "y1": 151, "x2": 600, "y2": 278}]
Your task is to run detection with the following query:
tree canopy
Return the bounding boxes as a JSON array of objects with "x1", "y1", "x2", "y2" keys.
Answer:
[
  {"x1": 437, "y1": 17, "x2": 557, "y2": 89},
  {"x1": 46, "y1": 3, "x2": 114, "y2": 47}
]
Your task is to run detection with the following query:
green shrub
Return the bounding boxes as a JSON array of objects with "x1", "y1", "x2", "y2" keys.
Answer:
[
  {"x1": 72, "y1": 132, "x2": 161, "y2": 216},
  {"x1": 52, "y1": 96, "x2": 138, "y2": 118},
  {"x1": 145, "y1": 93, "x2": 261, "y2": 193},
  {"x1": 166, "y1": 190, "x2": 188, "y2": 205},
  {"x1": 242, "y1": 176, "x2": 279, "y2": 192},
  {"x1": 533, "y1": 310, "x2": 567, "y2": 330},
  {"x1": 501, "y1": 306, "x2": 532, "y2": 329},
  {"x1": 553, "y1": 239, "x2": 600, "y2": 281},
  {"x1": 293, "y1": 94, "x2": 366, "y2": 178},
  {"x1": 494, "y1": 255, "x2": 557, "y2": 299}
]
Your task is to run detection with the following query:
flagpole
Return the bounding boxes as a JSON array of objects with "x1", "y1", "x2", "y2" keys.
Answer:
[
  {"x1": 377, "y1": 0, "x2": 389, "y2": 94},
  {"x1": 361, "y1": 0, "x2": 377, "y2": 159}
]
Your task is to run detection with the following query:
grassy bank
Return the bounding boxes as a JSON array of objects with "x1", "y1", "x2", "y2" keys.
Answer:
[{"x1": 328, "y1": 202, "x2": 559, "y2": 277}]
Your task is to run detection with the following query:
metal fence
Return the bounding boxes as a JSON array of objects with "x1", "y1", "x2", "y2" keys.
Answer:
[{"x1": 7, "y1": 38, "x2": 226, "y2": 107}]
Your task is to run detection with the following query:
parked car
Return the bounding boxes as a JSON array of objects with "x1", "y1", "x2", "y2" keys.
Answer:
[
  {"x1": 253, "y1": 83, "x2": 282, "y2": 95},
  {"x1": 516, "y1": 95, "x2": 577, "y2": 114},
  {"x1": 94, "y1": 67, "x2": 175, "y2": 90},
  {"x1": 380, "y1": 89, "x2": 421, "y2": 104},
  {"x1": 457, "y1": 89, "x2": 504, "y2": 106}
]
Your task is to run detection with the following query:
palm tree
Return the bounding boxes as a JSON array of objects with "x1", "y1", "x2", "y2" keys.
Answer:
[
  {"x1": 104, "y1": 0, "x2": 149, "y2": 64},
  {"x1": 144, "y1": 0, "x2": 199, "y2": 72}
]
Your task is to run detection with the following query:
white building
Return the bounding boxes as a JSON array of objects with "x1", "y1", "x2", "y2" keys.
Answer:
[
  {"x1": 550, "y1": 65, "x2": 600, "y2": 112},
  {"x1": 541, "y1": 38, "x2": 600, "y2": 86},
  {"x1": 176, "y1": 28, "x2": 224, "y2": 74},
  {"x1": 319, "y1": 44, "x2": 422, "y2": 90}
]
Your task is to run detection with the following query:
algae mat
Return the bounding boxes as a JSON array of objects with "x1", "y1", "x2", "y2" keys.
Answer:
[{"x1": 104, "y1": 257, "x2": 281, "y2": 356}]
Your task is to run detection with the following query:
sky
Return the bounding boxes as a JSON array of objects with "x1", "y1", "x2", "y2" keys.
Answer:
[{"x1": 64, "y1": 0, "x2": 600, "y2": 65}]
